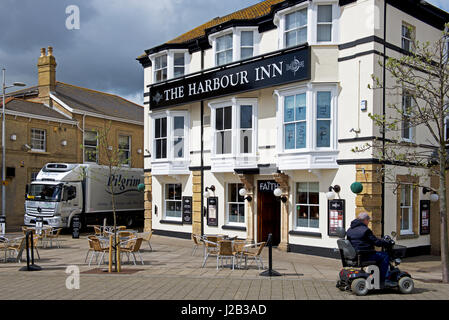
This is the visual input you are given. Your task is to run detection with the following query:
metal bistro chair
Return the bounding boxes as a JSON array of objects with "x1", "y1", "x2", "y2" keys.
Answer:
[
  {"x1": 191, "y1": 234, "x2": 204, "y2": 256},
  {"x1": 120, "y1": 238, "x2": 144, "y2": 265},
  {"x1": 216, "y1": 240, "x2": 235, "y2": 270},
  {"x1": 44, "y1": 228, "x2": 62, "y2": 248},
  {"x1": 201, "y1": 236, "x2": 219, "y2": 268},
  {"x1": 240, "y1": 242, "x2": 266, "y2": 270},
  {"x1": 6, "y1": 237, "x2": 26, "y2": 263},
  {"x1": 87, "y1": 236, "x2": 110, "y2": 266}
]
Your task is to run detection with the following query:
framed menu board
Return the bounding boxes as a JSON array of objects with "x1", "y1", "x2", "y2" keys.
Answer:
[
  {"x1": 328, "y1": 199, "x2": 346, "y2": 237},
  {"x1": 420, "y1": 200, "x2": 431, "y2": 235},
  {"x1": 182, "y1": 196, "x2": 193, "y2": 224},
  {"x1": 207, "y1": 197, "x2": 218, "y2": 227}
]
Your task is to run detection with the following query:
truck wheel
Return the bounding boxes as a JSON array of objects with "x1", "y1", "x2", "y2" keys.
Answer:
[
  {"x1": 351, "y1": 278, "x2": 369, "y2": 296},
  {"x1": 398, "y1": 277, "x2": 414, "y2": 294}
]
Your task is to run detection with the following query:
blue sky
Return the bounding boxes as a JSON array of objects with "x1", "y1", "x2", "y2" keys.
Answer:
[{"x1": 0, "y1": 0, "x2": 447, "y2": 105}]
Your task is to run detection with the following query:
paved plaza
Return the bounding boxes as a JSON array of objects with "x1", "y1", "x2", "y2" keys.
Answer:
[{"x1": 0, "y1": 234, "x2": 448, "y2": 300}]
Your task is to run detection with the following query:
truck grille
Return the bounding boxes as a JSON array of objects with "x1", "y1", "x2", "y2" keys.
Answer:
[{"x1": 27, "y1": 207, "x2": 55, "y2": 217}]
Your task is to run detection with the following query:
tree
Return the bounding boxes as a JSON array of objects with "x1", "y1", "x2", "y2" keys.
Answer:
[
  {"x1": 82, "y1": 120, "x2": 131, "y2": 272},
  {"x1": 354, "y1": 24, "x2": 449, "y2": 283}
]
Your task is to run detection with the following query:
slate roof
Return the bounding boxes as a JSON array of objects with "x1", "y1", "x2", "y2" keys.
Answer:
[
  {"x1": 166, "y1": 0, "x2": 284, "y2": 45},
  {"x1": 10, "y1": 82, "x2": 144, "y2": 124},
  {"x1": 1, "y1": 98, "x2": 75, "y2": 122}
]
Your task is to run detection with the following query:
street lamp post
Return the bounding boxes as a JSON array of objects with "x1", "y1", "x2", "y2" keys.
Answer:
[{"x1": 1, "y1": 68, "x2": 26, "y2": 234}]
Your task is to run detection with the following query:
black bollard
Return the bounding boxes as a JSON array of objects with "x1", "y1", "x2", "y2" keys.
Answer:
[
  {"x1": 19, "y1": 230, "x2": 42, "y2": 271},
  {"x1": 260, "y1": 233, "x2": 281, "y2": 277}
]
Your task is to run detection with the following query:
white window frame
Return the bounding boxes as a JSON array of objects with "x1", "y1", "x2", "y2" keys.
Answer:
[
  {"x1": 152, "y1": 53, "x2": 168, "y2": 84},
  {"x1": 149, "y1": 50, "x2": 190, "y2": 84},
  {"x1": 150, "y1": 110, "x2": 190, "y2": 163},
  {"x1": 294, "y1": 182, "x2": 320, "y2": 231},
  {"x1": 209, "y1": 97, "x2": 258, "y2": 159},
  {"x1": 275, "y1": 84, "x2": 338, "y2": 155},
  {"x1": 316, "y1": 4, "x2": 333, "y2": 43},
  {"x1": 226, "y1": 183, "x2": 246, "y2": 226},
  {"x1": 83, "y1": 130, "x2": 98, "y2": 164},
  {"x1": 164, "y1": 183, "x2": 183, "y2": 221},
  {"x1": 400, "y1": 183, "x2": 414, "y2": 235},
  {"x1": 30, "y1": 128, "x2": 46, "y2": 152},
  {"x1": 402, "y1": 23, "x2": 415, "y2": 52},
  {"x1": 118, "y1": 135, "x2": 131, "y2": 167},
  {"x1": 274, "y1": 0, "x2": 339, "y2": 49},
  {"x1": 209, "y1": 27, "x2": 260, "y2": 67},
  {"x1": 401, "y1": 91, "x2": 414, "y2": 142}
]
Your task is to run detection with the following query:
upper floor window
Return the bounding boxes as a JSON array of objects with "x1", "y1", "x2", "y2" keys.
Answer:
[
  {"x1": 154, "y1": 55, "x2": 168, "y2": 83},
  {"x1": 30, "y1": 128, "x2": 46, "y2": 152},
  {"x1": 84, "y1": 130, "x2": 98, "y2": 163},
  {"x1": 240, "y1": 31, "x2": 254, "y2": 60},
  {"x1": 402, "y1": 92, "x2": 413, "y2": 141},
  {"x1": 402, "y1": 23, "x2": 415, "y2": 52},
  {"x1": 277, "y1": 85, "x2": 337, "y2": 153},
  {"x1": 216, "y1": 34, "x2": 233, "y2": 66},
  {"x1": 151, "y1": 111, "x2": 189, "y2": 161},
  {"x1": 210, "y1": 98, "x2": 258, "y2": 157},
  {"x1": 285, "y1": 8, "x2": 308, "y2": 48},
  {"x1": 118, "y1": 135, "x2": 131, "y2": 166},
  {"x1": 174, "y1": 53, "x2": 185, "y2": 78},
  {"x1": 317, "y1": 5, "x2": 333, "y2": 42}
]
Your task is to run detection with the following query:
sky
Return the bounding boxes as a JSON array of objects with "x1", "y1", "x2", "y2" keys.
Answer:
[{"x1": 0, "y1": 0, "x2": 448, "y2": 105}]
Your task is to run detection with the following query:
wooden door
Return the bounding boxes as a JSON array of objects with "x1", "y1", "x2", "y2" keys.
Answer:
[{"x1": 257, "y1": 181, "x2": 281, "y2": 245}]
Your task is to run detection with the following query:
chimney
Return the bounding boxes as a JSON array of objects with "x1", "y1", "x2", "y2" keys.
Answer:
[{"x1": 37, "y1": 46, "x2": 57, "y2": 104}]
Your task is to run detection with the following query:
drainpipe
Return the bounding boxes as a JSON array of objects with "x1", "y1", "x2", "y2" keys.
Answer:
[
  {"x1": 381, "y1": 0, "x2": 387, "y2": 237},
  {"x1": 82, "y1": 113, "x2": 86, "y2": 163},
  {"x1": 200, "y1": 43, "x2": 205, "y2": 237}
]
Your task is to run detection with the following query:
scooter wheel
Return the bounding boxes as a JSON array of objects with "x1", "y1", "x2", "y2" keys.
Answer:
[
  {"x1": 351, "y1": 278, "x2": 369, "y2": 296},
  {"x1": 398, "y1": 277, "x2": 414, "y2": 294}
]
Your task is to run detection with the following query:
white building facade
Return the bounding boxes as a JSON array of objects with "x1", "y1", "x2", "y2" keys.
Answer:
[{"x1": 138, "y1": 0, "x2": 449, "y2": 257}]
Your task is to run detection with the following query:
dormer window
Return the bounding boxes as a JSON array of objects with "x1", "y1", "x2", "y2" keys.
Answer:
[
  {"x1": 216, "y1": 34, "x2": 233, "y2": 66},
  {"x1": 154, "y1": 55, "x2": 168, "y2": 83},
  {"x1": 150, "y1": 50, "x2": 189, "y2": 83},
  {"x1": 210, "y1": 27, "x2": 259, "y2": 67},
  {"x1": 285, "y1": 8, "x2": 308, "y2": 48}
]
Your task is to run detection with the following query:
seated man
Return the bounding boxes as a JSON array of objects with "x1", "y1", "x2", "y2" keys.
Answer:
[{"x1": 347, "y1": 212, "x2": 393, "y2": 286}]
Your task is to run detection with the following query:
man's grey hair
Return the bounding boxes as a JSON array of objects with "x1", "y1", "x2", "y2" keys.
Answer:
[{"x1": 358, "y1": 212, "x2": 371, "y2": 221}]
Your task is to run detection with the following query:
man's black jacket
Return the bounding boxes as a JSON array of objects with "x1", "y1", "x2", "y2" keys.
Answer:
[{"x1": 346, "y1": 219, "x2": 388, "y2": 252}]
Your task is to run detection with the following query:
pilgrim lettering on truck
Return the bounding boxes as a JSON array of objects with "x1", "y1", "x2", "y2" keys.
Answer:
[{"x1": 149, "y1": 45, "x2": 311, "y2": 109}]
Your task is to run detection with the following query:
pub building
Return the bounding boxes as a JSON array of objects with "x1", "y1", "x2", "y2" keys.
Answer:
[{"x1": 137, "y1": 0, "x2": 449, "y2": 257}]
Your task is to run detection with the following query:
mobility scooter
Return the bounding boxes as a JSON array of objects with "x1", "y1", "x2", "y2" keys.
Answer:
[{"x1": 335, "y1": 228, "x2": 414, "y2": 296}]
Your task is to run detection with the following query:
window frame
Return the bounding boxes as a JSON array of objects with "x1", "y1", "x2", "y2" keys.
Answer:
[
  {"x1": 118, "y1": 134, "x2": 131, "y2": 167},
  {"x1": 153, "y1": 54, "x2": 168, "y2": 84},
  {"x1": 401, "y1": 23, "x2": 415, "y2": 53},
  {"x1": 316, "y1": 4, "x2": 333, "y2": 43},
  {"x1": 30, "y1": 128, "x2": 46, "y2": 152},
  {"x1": 83, "y1": 129, "x2": 98, "y2": 164},
  {"x1": 226, "y1": 183, "x2": 246, "y2": 226},
  {"x1": 209, "y1": 98, "x2": 258, "y2": 159},
  {"x1": 294, "y1": 182, "x2": 320, "y2": 231},
  {"x1": 276, "y1": 84, "x2": 338, "y2": 154},
  {"x1": 399, "y1": 183, "x2": 414, "y2": 235},
  {"x1": 401, "y1": 91, "x2": 414, "y2": 142},
  {"x1": 150, "y1": 110, "x2": 190, "y2": 163},
  {"x1": 215, "y1": 33, "x2": 234, "y2": 66},
  {"x1": 284, "y1": 7, "x2": 309, "y2": 48},
  {"x1": 149, "y1": 50, "x2": 189, "y2": 84},
  {"x1": 164, "y1": 183, "x2": 183, "y2": 221}
]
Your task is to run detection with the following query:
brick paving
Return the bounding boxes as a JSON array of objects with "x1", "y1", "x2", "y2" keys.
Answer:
[{"x1": 0, "y1": 234, "x2": 448, "y2": 300}]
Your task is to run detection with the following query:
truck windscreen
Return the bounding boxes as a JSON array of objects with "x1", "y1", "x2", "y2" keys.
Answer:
[{"x1": 27, "y1": 184, "x2": 62, "y2": 202}]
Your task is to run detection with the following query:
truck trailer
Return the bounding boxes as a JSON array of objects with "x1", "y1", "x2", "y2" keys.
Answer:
[{"x1": 24, "y1": 163, "x2": 144, "y2": 229}]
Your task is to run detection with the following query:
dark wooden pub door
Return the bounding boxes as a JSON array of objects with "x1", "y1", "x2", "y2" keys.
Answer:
[{"x1": 257, "y1": 180, "x2": 281, "y2": 246}]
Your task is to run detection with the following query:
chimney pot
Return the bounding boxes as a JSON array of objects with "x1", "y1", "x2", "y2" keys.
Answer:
[
  {"x1": 47, "y1": 46, "x2": 53, "y2": 56},
  {"x1": 40, "y1": 48, "x2": 46, "y2": 57}
]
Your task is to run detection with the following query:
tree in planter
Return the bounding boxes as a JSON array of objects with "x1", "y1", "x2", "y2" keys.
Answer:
[
  {"x1": 353, "y1": 24, "x2": 449, "y2": 282},
  {"x1": 82, "y1": 121, "x2": 131, "y2": 272}
]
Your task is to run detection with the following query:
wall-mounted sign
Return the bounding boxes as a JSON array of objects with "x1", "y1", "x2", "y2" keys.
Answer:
[
  {"x1": 207, "y1": 197, "x2": 218, "y2": 227},
  {"x1": 420, "y1": 200, "x2": 430, "y2": 235},
  {"x1": 182, "y1": 196, "x2": 193, "y2": 225},
  {"x1": 328, "y1": 199, "x2": 345, "y2": 237},
  {"x1": 258, "y1": 180, "x2": 280, "y2": 193},
  {"x1": 148, "y1": 45, "x2": 311, "y2": 109}
]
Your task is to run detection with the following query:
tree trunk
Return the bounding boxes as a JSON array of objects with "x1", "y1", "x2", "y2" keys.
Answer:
[
  {"x1": 110, "y1": 182, "x2": 118, "y2": 273},
  {"x1": 439, "y1": 154, "x2": 449, "y2": 283}
]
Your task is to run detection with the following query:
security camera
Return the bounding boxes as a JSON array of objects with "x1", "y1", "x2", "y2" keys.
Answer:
[{"x1": 23, "y1": 144, "x2": 32, "y2": 151}]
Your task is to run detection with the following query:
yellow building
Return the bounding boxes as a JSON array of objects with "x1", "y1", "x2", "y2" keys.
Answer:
[{"x1": 1, "y1": 47, "x2": 144, "y2": 230}]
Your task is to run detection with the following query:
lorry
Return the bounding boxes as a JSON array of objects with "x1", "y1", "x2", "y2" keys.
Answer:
[{"x1": 24, "y1": 163, "x2": 144, "y2": 229}]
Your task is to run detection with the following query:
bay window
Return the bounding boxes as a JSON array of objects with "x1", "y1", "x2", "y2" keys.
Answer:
[
  {"x1": 150, "y1": 50, "x2": 189, "y2": 83},
  {"x1": 284, "y1": 93, "x2": 307, "y2": 150},
  {"x1": 227, "y1": 183, "x2": 245, "y2": 224},
  {"x1": 316, "y1": 91, "x2": 332, "y2": 148},
  {"x1": 174, "y1": 53, "x2": 185, "y2": 78},
  {"x1": 152, "y1": 111, "x2": 189, "y2": 162},
  {"x1": 317, "y1": 5, "x2": 333, "y2": 42},
  {"x1": 295, "y1": 182, "x2": 320, "y2": 230},
  {"x1": 239, "y1": 105, "x2": 253, "y2": 154},
  {"x1": 215, "y1": 106, "x2": 233, "y2": 154}
]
